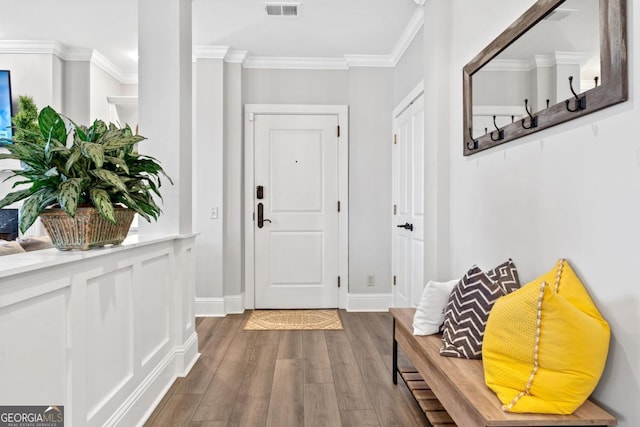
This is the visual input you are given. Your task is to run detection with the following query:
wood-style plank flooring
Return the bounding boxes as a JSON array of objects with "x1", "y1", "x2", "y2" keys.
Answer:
[{"x1": 144, "y1": 311, "x2": 430, "y2": 427}]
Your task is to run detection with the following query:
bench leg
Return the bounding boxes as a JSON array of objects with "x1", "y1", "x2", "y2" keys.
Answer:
[{"x1": 393, "y1": 317, "x2": 398, "y2": 385}]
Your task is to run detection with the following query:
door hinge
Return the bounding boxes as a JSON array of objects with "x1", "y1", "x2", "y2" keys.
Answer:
[
  {"x1": 394, "y1": 134, "x2": 397, "y2": 145},
  {"x1": 337, "y1": 125, "x2": 341, "y2": 138},
  {"x1": 393, "y1": 204, "x2": 397, "y2": 215},
  {"x1": 338, "y1": 201, "x2": 341, "y2": 212},
  {"x1": 338, "y1": 276, "x2": 341, "y2": 288},
  {"x1": 393, "y1": 275, "x2": 397, "y2": 286}
]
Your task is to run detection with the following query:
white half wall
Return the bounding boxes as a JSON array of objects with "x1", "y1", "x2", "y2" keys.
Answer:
[{"x1": 0, "y1": 236, "x2": 198, "y2": 427}]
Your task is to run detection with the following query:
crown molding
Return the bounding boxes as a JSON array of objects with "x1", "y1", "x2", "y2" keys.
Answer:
[
  {"x1": 243, "y1": 56, "x2": 349, "y2": 70},
  {"x1": 225, "y1": 49, "x2": 248, "y2": 64},
  {"x1": 193, "y1": 45, "x2": 229, "y2": 60},
  {"x1": 389, "y1": 7, "x2": 424, "y2": 66},
  {"x1": 192, "y1": 46, "x2": 248, "y2": 64},
  {"x1": 66, "y1": 48, "x2": 137, "y2": 84},
  {"x1": 0, "y1": 40, "x2": 137, "y2": 85},
  {"x1": 554, "y1": 51, "x2": 592, "y2": 65},
  {"x1": 107, "y1": 96, "x2": 138, "y2": 106},
  {"x1": 481, "y1": 59, "x2": 530, "y2": 72},
  {"x1": 0, "y1": 40, "x2": 66, "y2": 57},
  {"x1": 344, "y1": 55, "x2": 394, "y2": 68},
  {"x1": 482, "y1": 51, "x2": 594, "y2": 73}
]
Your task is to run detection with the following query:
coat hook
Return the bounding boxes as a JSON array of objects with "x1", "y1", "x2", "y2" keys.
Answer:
[
  {"x1": 546, "y1": 99, "x2": 550, "y2": 108},
  {"x1": 521, "y1": 99, "x2": 538, "y2": 130},
  {"x1": 594, "y1": 76, "x2": 599, "y2": 88},
  {"x1": 565, "y1": 76, "x2": 587, "y2": 112},
  {"x1": 484, "y1": 127, "x2": 488, "y2": 135},
  {"x1": 467, "y1": 127, "x2": 478, "y2": 150},
  {"x1": 511, "y1": 115, "x2": 515, "y2": 123},
  {"x1": 490, "y1": 115, "x2": 504, "y2": 141}
]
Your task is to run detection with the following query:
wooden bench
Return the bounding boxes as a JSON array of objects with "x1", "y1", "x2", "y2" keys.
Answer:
[{"x1": 390, "y1": 308, "x2": 617, "y2": 427}]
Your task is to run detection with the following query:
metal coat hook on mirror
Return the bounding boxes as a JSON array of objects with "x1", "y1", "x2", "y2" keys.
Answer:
[
  {"x1": 565, "y1": 76, "x2": 587, "y2": 112},
  {"x1": 490, "y1": 115, "x2": 504, "y2": 141},
  {"x1": 521, "y1": 99, "x2": 538, "y2": 130},
  {"x1": 467, "y1": 128, "x2": 478, "y2": 150}
]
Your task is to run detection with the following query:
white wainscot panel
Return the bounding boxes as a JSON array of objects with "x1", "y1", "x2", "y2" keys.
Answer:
[
  {"x1": 182, "y1": 246, "x2": 195, "y2": 334},
  {"x1": 138, "y1": 254, "x2": 171, "y2": 368},
  {"x1": 0, "y1": 287, "x2": 68, "y2": 406},
  {"x1": 86, "y1": 267, "x2": 134, "y2": 422}
]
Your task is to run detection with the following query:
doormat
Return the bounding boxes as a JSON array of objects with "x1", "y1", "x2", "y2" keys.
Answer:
[{"x1": 243, "y1": 309, "x2": 343, "y2": 331}]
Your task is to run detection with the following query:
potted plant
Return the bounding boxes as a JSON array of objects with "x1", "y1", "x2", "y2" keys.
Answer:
[{"x1": 0, "y1": 106, "x2": 171, "y2": 250}]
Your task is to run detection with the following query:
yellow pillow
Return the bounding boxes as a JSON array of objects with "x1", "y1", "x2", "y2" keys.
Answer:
[{"x1": 483, "y1": 259, "x2": 610, "y2": 414}]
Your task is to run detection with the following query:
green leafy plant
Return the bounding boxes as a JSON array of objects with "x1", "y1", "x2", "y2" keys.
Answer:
[
  {"x1": 0, "y1": 106, "x2": 172, "y2": 233},
  {"x1": 12, "y1": 95, "x2": 42, "y2": 145}
]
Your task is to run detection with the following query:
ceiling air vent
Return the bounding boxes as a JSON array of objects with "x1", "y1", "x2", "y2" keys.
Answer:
[{"x1": 264, "y1": 2, "x2": 300, "y2": 17}]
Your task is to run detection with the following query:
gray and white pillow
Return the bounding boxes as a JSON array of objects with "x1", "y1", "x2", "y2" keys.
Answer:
[
  {"x1": 486, "y1": 258, "x2": 521, "y2": 294},
  {"x1": 440, "y1": 266, "x2": 507, "y2": 359}
]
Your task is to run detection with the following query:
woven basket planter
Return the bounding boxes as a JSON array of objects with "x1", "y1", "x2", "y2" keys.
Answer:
[{"x1": 40, "y1": 207, "x2": 135, "y2": 251}]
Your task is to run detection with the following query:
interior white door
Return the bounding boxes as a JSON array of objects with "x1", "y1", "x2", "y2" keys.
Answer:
[
  {"x1": 254, "y1": 114, "x2": 339, "y2": 308},
  {"x1": 392, "y1": 97, "x2": 425, "y2": 307}
]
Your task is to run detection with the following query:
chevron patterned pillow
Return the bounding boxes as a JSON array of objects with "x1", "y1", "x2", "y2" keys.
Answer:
[
  {"x1": 440, "y1": 265, "x2": 509, "y2": 359},
  {"x1": 486, "y1": 258, "x2": 521, "y2": 293}
]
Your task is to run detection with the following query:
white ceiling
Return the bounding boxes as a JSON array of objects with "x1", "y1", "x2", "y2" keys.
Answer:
[{"x1": 0, "y1": 0, "x2": 419, "y2": 76}]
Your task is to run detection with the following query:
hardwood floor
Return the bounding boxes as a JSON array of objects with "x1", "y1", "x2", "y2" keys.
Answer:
[{"x1": 144, "y1": 311, "x2": 429, "y2": 427}]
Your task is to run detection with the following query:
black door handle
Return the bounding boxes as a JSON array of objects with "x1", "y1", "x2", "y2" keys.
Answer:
[
  {"x1": 397, "y1": 222, "x2": 413, "y2": 231},
  {"x1": 257, "y1": 203, "x2": 272, "y2": 228}
]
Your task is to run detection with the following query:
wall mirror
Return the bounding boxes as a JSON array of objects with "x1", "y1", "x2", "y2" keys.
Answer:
[{"x1": 463, "y1": 0, "x2": 627, "y2": 156}]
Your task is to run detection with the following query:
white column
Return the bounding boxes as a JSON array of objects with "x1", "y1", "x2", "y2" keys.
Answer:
[
  {"x1": 193, "y1": 56, "x2": 225, "y2": 313},
  {"x1": 223, "y1": 62, "x2": 244, "y2": 302},
  {"x1": 423, "y1": 0, "x2": 452, "y2": 281},
  {"x1": 138, "y1": 0, "x2": 192, "y2": 236}
]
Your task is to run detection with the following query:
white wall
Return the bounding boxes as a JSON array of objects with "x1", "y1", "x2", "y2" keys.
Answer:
[
  {"x1": 348, "y1": 67, "x2": 394, "y2": 293},
  {"x1": 90, "y1": 63, "x2": 129, "y2": 123},
  {"x1": 393, "y1": 26, "x2": 424, "y2": 106},
  {"x1": 426, "y1": 0, "x2": 639, "y2": 424},
  {"x1": 243, "y1": 68, "x2": 349, "y2": 104},
  {"x1": 64, "y1": 61, "x2": 91, "y2": 124},
  {"x1": 1, "y1": 53, "x2": 60, "y2": 112},
  {"x1": 242, "y1": 67, "x2": 394, "y2": 296}
]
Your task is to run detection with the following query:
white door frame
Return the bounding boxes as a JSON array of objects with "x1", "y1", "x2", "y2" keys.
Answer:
[
  {"x1": 244, "y1": 104, "x2": 349, "y2": 309},
  {"x1": 392, "y1": 81, "x2": 424, "y2": 307}
]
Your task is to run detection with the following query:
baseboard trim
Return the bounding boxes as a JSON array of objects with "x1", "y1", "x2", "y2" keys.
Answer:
[
  {"x1": 195, "y1": 297, "x2": 225, "y2": 317},
  {"x1": 224, "y1": 294, "x2": 245, "y2": 314},
  {"x1": 346, "y1": 293, "x2": 392, "y2": 312},
  {"x1": 105, "y1": 332, "x2": 200, "y2": 427},
  {"x1": 195, "y1": 295, "x2": 245, "y2": 317}
]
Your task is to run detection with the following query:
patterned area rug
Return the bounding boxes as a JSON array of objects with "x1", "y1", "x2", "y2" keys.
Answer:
[{"x1": 243, "y1": 309, "x2": 343, "y2": 331}]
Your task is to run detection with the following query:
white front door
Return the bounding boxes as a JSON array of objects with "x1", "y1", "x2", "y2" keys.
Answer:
[
  {"x1": 392, "y1": 96, "x2": 425, "y2": 307},
  {"x1": 253, "y1": 114, "x2": 340, "y2": 308}
]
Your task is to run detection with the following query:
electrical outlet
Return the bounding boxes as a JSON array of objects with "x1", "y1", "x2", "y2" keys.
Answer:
[{"x1": 367, "y1": 275, "x2": 375, "y2": 286}]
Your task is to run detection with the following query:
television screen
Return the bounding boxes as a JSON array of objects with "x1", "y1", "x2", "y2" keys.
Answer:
[{"x1": 0, "y1": 70, "x2": 13, "y2": 145}]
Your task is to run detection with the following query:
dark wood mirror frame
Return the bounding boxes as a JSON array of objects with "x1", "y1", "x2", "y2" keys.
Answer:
[{"x1": 463, "y1": 0, "x2": 627, "y2": 156}]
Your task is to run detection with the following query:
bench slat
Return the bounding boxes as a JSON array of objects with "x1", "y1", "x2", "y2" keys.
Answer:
[{"x1": 390, "y1": 308, "x2": 617, "y2": 427}]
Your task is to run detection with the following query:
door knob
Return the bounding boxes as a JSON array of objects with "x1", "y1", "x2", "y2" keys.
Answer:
[{"x1": 397, "y1": 222, "x2": 413, "y2": 231}]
